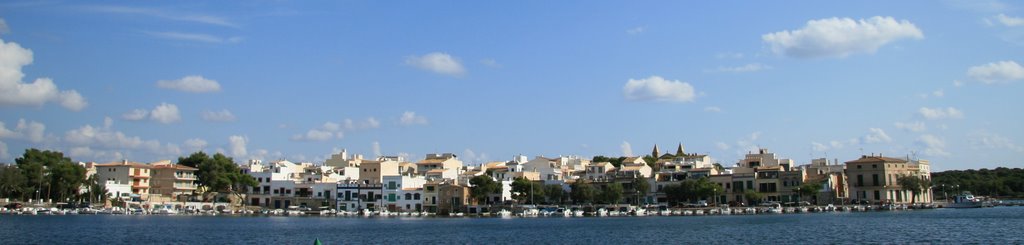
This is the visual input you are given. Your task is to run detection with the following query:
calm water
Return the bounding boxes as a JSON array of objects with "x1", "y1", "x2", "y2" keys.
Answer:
[{"x1": 2, "y1": 207, "x2": 1023, "y2": 244}]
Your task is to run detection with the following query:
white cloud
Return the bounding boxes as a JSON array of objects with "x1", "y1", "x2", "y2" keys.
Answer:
[
  {"x1": 994, "y1": 14, "x2": 1024, "y2": 27},
  {"x1": 918, "y1": 107, "x2": 964, "y2": 120},
  {"x1": 63, "y1": 120, "x2": 180, "y2": 158},
  {"x1": 156, "y1": 75, "x2": 221, "y2": 93},
  {"x1": 953, "y1": 80, "x2": 965, "y2": 87},
  {"x1": 623, "y1": 76, "x2": 697, "y2": 102},
  {"x1": 715, "y1": 142, "x2": 730, "y2": 150},
  {"x1": 372, "y1": 141, "x2": 381, "y2": 157},
  {"x1": 811, "y1": 142, "x2": 830, "y2": 152},
  {"x1": 0, "y1": 37, "x2": 88, "y2": 111},
  {"x1": 704, "y1": 106, "x2": 722, "y2": 113},
  {"x1": 405, "y1": 52, "x2": 466, "y2": 77},
  {"x1": 762, "y1": 16, "x2": 923, "y2": 58},
  {"x1": 183, "y1": 138, "x2": 208, "y2": 152},
  {"x1": 0, "y1": 140, "x2": 8, "y2": 159},
  {"x1": 83, "y1": 5, "x2": 238, "y2": 27},
  {"x1": 916, "y1": 134, "x2": 950, "y2": 157},
  {"x1": 228, "y1": 135, "x2": 247, "y2": 158},
  {"x1": 0, "y1": 119, "x2": 47, "y2": 143},
  {"x1": 122, "y1": 109, "x2": 149, "y2": 121},
  {"x1": 708, "y1": 63, "x2": 772, "y2": 73},
  {"x1": 290, "y1": 129, "x2": 337, "y2": 142},
  {"x1": 966, "y1": 60, "x2": 1024, "y2": 84},
  {"x1": 201, "y1": 109, "x2": 236, "y2": 122},
  {"x1": 0, "y1": 18, "x2": 9, "y2": 34},
  {"x1": 620, "y1": 141, "x2": 633, "y2": 157},
  {"x1": 933, "y1": 89, "x2": 945, "y2": 98},
  {"x1": 290, "y1": 118, "x2": 370, "y2": 140},
  {"x1": 462, "y1": 148, "x2": 490, "y2": 164},
  {"x1": 149, "y1": 103, "x2": 181, "y2": 124},
  {"x1": 343, "y1": 117, "x2": 380, "y2": 130},
  {"x1": 480, "y1": 59, "x2": 501, "y2": 68},
  {"x1": 969, "y1": 131, "x2": 1024, "y2": 152},
  {"x1": 894, "y1": 121, "x2": 927, "y2": 132},
  {"x1": 626, "y1": 26, "x2": 645, "y2": 35},
  {"x1": 145, "y1": 31, "x2": 243, "y2": 44},
  {"x1": 400, "y1": 111, "x2": 429, "y2": 125},
  {"x1": 863, "y1": 128, "x2": 893, "y2": 143}
]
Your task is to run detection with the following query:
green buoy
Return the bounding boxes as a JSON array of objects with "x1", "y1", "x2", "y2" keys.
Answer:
[{"x1": 313, "y1": 238, "x2": 322, "y2": 245}]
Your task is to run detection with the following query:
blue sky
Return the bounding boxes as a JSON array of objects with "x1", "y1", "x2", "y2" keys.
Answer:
[{"x1": 1, "y1": 1, "x2": 1022, "y2": 171}]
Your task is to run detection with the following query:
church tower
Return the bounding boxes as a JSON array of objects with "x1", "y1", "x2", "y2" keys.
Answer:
[
  {"x1": 676, "y1": 143, "x2": 685, "y2": 156},
  {"x1": 651, "y1": 144, "x2": 660, "y2": 158}
]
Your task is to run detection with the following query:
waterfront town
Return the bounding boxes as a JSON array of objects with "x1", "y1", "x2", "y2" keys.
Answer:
[{"x1": 2, "y1": 143, "x2": 963, "y2": 217}]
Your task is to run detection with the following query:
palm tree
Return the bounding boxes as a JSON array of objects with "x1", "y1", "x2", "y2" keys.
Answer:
[{"x1": 897, "y1": 175, "x2": 930, "y2": 204}]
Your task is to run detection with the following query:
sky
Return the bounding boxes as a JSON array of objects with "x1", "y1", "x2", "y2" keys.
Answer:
[{"x1": 0, "y1": 1, "x2": 1022, "y2": 171}]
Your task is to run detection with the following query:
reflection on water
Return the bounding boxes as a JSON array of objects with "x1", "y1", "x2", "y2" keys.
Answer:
[{"x1": 1, "y1": 207, "x2": 1022, "y2": 244}]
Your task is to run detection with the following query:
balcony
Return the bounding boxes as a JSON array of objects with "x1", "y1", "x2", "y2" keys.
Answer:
[
  {"x1": 174, "y1": 174, "x2": 197, "y2": 180},
  {"x1": 129, "y1": 173, "x2": 150, "y2": 179}
]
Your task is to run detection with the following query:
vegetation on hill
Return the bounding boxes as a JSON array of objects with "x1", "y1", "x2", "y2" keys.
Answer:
[{"x1": 931, "y1": 167, "x2": 1024, "y2": 198}]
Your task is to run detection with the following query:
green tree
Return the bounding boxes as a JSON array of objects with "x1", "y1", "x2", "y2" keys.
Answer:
[
  {"x1": 743, "y1": 190, "x2": 764, "y2": 205},
  {"x1": 796, "y1": 181, "x2": 823, "y2": 204},
  {"x1": 177, "y1": 151, "x2": 257, "y2": 202},
  {"x1": 510, "y1": 177, "x2": 544, "y2": 204},
  {"x1": 600, "y1": 183, "x2": 624, "y2": 205},
  {"x1": 15, "y1": 149, "x2": 86, "y2": 202},
  {"x1": 544, "y1": 184, "x2": 566, "y2": 204},
  {"x1": 897, "y1": 175, "x2": 931, "y2": 204},
  {"x1": 0, "y1": 165, "x2": 27, "y2": 200},
  {"x1": 570, "y1": 181, "x2": 596, "y2": 204},
  {"x1": 84, "y1": 175, "x2": 108, "y2": 204},
  {"x1": 469, "y1": 175, "x2": 500, "y2": 205},
  {"x1": 631, "y1": 178, "x2": 650, "y2": 205}
]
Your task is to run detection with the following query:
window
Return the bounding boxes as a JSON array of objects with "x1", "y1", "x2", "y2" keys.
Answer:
[
  {"x1": 872, "y1": 164, "x2": 877, "y2": 169},
  {"x1": 872, "y1": 174, "x2": 879, "y2": 186},
  {"x1": 857, "y1": 165, "x2": 862, "y2": 169},
  {"x1": 405, "y1": 193, "x2": 413, "y2": 200},
  {"x1": 388, "y1": 181, "x2": 397, "y2": 190},
  {"x1": 856, "y1": 175, "x2": 864, "y2": 187},
  {"x1": 414, "y1": 193, "x2": 421, "y2": 200},
  {"x1": 873, "y1": 190, "x2": 880, "y2": 200}
]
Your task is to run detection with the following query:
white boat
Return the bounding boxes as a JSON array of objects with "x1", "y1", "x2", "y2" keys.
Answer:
[
  {"x1": 152, "y1": 205, "x2": 179, "y2": 215},
  {"x1": 947, "y1": 192, "x2": 984, "y2": 208},
  {"x1": 633, "y1": 208, "x2": 647, "y2": 216},
  {"x1": 497, "y1": 209, "x2": 512, "y2": 218},
  {"x1": 596, "y1": 208, "x2": 608, "y2": 217},
  {"x1": 573, "y1": 210, "x2": 585, "y2": 217},
  {"x1": 682, "y1": 210, "x2": 693, "y2": 216},
  {"x1": 767, "y1": 203, "x2": 782, "y2": 214}
]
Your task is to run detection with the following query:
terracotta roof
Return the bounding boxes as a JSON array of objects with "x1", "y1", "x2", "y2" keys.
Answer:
[
  {"x1": 153, "y1": 164, "x2": 198, "y2": 171},
  {"x1": 621, "y1": 165, "x2": 647, "y2": 171},
  {"x1": 417, "y1": 159, "x2": 447, "y2": 164},
  {"x1": 845, "y1": 156, "x2": 908, "y2": 164},
  {"x1": 426, "y1": 169, "x2": 447, "y2": 174},
  {"x1": 94, "y1": 161, "x2": 151, "y2": 168}
]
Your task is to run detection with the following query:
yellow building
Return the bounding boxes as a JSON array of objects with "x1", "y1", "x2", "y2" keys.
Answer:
[{"x1": 845, "y1": 155, "x2": 932, "y2": 204}]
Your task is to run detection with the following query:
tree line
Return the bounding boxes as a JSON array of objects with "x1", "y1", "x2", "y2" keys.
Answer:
[
  {"x1": 0, "y1": 148, "x2": 256, "y2": 204},
  {"x1": 931, "y1": 167, "x2": 1024, "y2": 198}
]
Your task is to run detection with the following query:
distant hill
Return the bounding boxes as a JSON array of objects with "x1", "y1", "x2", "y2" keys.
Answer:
[{"x1": 932, "y1": 167, "x2": 1024, "y2": 198}]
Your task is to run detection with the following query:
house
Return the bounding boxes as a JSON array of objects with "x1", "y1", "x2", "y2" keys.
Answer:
[
  {"x1": 93, "y1": 160, "x2": 153, "y2": 201},
  {"x1": 381, "y1": 175, "x2": 426, "y2": 212},
  {"x1": 358, "y1": 160, "x2": 400, "y2": 185},
  {"x1": 585, "y1": 162, "x2": 615, "y2": 181},
  {"x1": 336, "y1": 180, "x2": 384, "y2": 211},
  {"x1": 845, "y1": 154, "x2": 932, "y2": 204},
  {"x1": 416, "y1": 153, "x2": 463, "y2": 183},
  {"x1": 149, "y1": 160, "x2": 198, "y2": 201}
]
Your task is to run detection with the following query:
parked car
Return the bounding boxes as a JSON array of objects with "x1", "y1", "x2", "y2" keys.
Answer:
[{"x1": 4, "y1": 203, "x2": 22, "y2": 209}]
